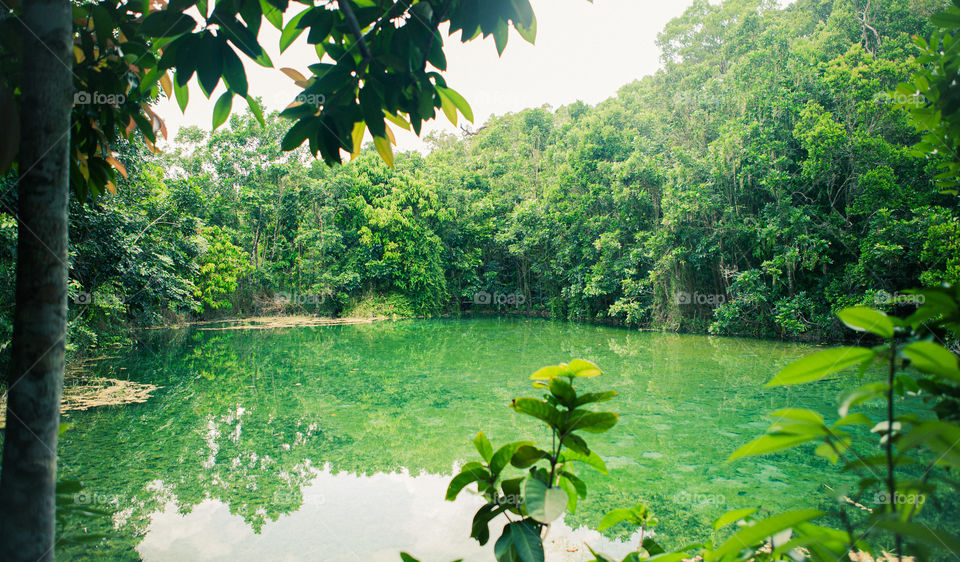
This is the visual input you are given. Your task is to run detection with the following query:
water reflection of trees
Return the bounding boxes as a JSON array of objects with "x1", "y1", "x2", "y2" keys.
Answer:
[{"x1": 54, "y1": 319, "x2": 918, "y2": 556}]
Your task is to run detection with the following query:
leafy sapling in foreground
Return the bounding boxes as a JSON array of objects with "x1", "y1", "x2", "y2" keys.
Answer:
[
  {"x1": 653, "y1": 286, "x2": 960, "y2": 561},
  {"x1": 445, "y1": 359, "x2": 619, "y2": 562},
  {"x1": 588, "y1": 503, "x2": 676, "y2": 562}
]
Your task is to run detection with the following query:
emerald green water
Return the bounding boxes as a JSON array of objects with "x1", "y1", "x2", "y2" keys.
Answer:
[{"x1": 50, "y1": 318, "x2": 908, "y2": 560}]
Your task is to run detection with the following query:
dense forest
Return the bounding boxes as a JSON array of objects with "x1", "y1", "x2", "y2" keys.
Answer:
[{"x1": 2, "y1": 0, "x2": 956, "y2": 362}]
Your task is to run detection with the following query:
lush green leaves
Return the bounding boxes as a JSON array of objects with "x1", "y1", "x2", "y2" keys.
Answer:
[
  {"x1": 766, "y1": 347, "x2": 877, "y2": 386},
  {"x1": 837, "y1": 307, "x2": 896, "y2": 338},
  {"x1": 522, "y1": 478, "x2": 567, "y2": 523},
  {"x1": 707, "y1": 509, "x2": 823, "y2": 561}
]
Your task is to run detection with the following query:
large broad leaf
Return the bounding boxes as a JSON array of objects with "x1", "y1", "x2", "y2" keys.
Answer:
[
  {"x1": 575, "y1": 391, "x2": 617, "y2": 407},
  {"x1": 770, "y1": 408, "x2": 824, "y2": 425},
  {"x1": 597, "y1": 507, "x2": 637, "y2": 531},
  {"x1": 279, "y1": 9, "x2": 309, "y2": 52},
  {"x1": 490, "y1": 441, "x2": 535, "y2": 476},
  {"x1": 556, "y1": 473, "x2": 578, "y2": 513},
  {"x1": 713, "y1": 507, "x2": 758, "y2": 530},
  {"x1": 766, "y1": 347, "x2": 876, "y2": 386},
  {"x1": 548, "y1": 377, "x2": 576, "y2": 408},
  {"x1": 567, "y1": 359, "x2": 602, "y2": 377},
  {"x1": 471, "y1": 503, "x2": 508, "y2": 546},
  {"x1": 530, "y1": 365, "x2": 569, "y2": 381},
  {"x1": 436, "y1": 86, "x2": 474, "y2": 122},
  {"x1": 141, "y1": 10, "x2": 197, "y2": 37},
  {"x1": 445, "y1": 462, "x2": 490, "y2": 501},
  {"x1": 494, "y1": 521, "x2": 544, "y2": 562},
  {"x1": 897, "y1": 420, "x2": 960, "y2": 469},
  {"x1": 708, "y1": 509, "x2": 823, "y2": 561},
  {"x1": 903, "y1": 341, "x2": 960, "y2": 381},
  {"x1": 564, "y1": 411, "x2": 619, "y2": 434},
  {"x1": 212, "y1": 91, "x2": 232, "y2": 130},
  {"x1": 561, "y1": 449, "x2": 608, "y2": 474},
  {"x1": 373, "y1": 135, "x2": 394, "y2": 168},
  {"x1": 473, "y1": 431, "x2": 493, "y2": 463},
  {"x1": 839, "y1": 382, "x2": 889, "y2": 417},
  {"x1": 510, "y1": 445, "x2": 551, "y2": 469},
  {"x1": 837, "y1": 307, "x2": 895, "y2": 338},
  {"x1": 728, "y1": 433, "x2": 816, "y2": 461},
  {"x1": 523, "y1": 478, "x2": 568, "y2": 523},
  {"x1": 874, "y1": 519, "x2": 960, "y2": 554},
  {"x1": 511, "y1": 398, "x2": 563, "y2": 428}
]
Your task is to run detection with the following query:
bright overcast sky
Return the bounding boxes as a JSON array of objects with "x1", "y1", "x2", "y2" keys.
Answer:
[{"x1": 154, "y1": 0, "x2": 700, "y2": 152}]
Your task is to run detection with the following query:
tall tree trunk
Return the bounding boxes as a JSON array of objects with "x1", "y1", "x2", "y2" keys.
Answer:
[{"x1": 0, "y1": 0, "x2": 72, "y2": 560}]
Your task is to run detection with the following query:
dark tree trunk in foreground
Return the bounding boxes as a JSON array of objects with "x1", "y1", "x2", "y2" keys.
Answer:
[{"x1": 0, "y1": 0, "x2": 72, "y2": 559}]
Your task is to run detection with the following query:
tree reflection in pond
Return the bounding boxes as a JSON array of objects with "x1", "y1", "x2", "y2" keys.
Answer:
[{"x1": 51, "y1": 318, "x2": 950, "y2": 559}]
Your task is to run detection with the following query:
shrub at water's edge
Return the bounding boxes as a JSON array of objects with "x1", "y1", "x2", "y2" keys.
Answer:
[{"x1": 402, "y1": 284, "x2": 960, "y2": 561}]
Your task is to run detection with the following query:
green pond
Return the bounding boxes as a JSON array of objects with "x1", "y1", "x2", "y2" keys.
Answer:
[{"x1": 46, "y1": 318, "x2": 938, "y2": 560}]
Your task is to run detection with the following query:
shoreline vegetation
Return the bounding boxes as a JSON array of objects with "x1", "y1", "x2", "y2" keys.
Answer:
[{"x1": 0, "y1": 0, "x2": 951, "y2": 375}]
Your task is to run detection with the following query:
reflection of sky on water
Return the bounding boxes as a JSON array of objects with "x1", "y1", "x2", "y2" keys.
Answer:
[{"x1": 137, "y1": 467, "x2": 641, "y2": 561}]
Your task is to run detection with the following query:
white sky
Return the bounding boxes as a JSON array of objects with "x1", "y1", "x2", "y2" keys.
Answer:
[{"x1": 154, "y1": 0, "x2": 699, "y2": 152}]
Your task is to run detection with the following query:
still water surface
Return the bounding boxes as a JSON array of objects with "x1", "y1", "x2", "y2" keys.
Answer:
[{"x1": 54, "y1": 318, "x2": 901, "y2": 560}]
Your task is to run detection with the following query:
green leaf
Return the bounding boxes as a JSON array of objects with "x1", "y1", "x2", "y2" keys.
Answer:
[
  {"x1": 196, "y1": 34, "x2": 223, "y2": 96},
  {"x1": 839, "y1": 382, "x2": 889, "y2": 417},
  {"x1": 174, "y1": 77, "x2": 189, "y2": 112},
  {"x1": 834, "y1": 412, "x2": 872, "y2": 427},
  {"x1": 436, "y1": 87, "x2": 474, "y2": 123},
  {"x1": 511, "y1": 397, "x2": 563, "y2": 428},
  {"x1": 472, "y1": 503, "x2": 508, "y2": 546},
  {"x1": 562, "y1": 433, "x2": 591, "y2": 456},
  {"x1": 279, "y1": 9, "x2": 309, "y2": 53},
  {"x1": 445, "y1": 462, "x2": 490, "y2": 501},
  {"x1": 493, "y1": 18, "x2": 509, "y2": 56},
  {"x1": 557, "y1": 473, "x2": 578, "y2": 513},
  {"x1": 373, "y1": 135, "x2": 394, "y2": 168},
  {"x1": 548, "y1": 377, "x2": 576, "y2": 408},
  {"x1": 837, "y1": 307, "x2": 895, "y2": 338},
  {"x1": 473, "y1": 431, "x2": 494, "y2": 463},
  {"x1": 874, "y1": 520, "x2": 960, "y2": 553},
  {"x1": 766, "y1": 347, "x2": 876, "y2": 386},
  {"x1": 212, "y1": 91, "x2": 232, "y2": 130},
  {"x1": 597, "y1": 508, "x2": 637, "y2": 531},
  {"x1": 530, "y1": 365, "x2": 569, "y2": 381},
  {"x1": 245, "y1": 96, "x2": 264, "y2": 126},
  {"x1": 221, "y1": 43, "x2": 248, "y2": 98},
  {"x1": 931, "y1": 10, "x2": 960, "y2": 29},
  {"x1": 713, "y1": 508, "x2": 758, "y2": 530},
  {"x1": 281, "y1": 117, "x2": 318, "y2": 151},
  {"x1": 438, "y1": 89, "x2": 458, "y2": 126},
  {"x1": 259, "y1": 0, "x2": 283, "y2": 30},
  {"x1": 567, "y1": 359, "x2": 602, "y2": 377},
  {"x1": 561, "y1": 449, "x2": 608, "y2": 474},
  {"x1": 770, "y1": 408, "x2": 824, "y2": 425},
  {"x1": 728, "y1": 433, "x2": 816, "y2": 461},
  {"x1": 558, "y1": 471, "x2": 587, "y2": 498},
  {"x1": 897, "y1": 420, "x2": 960, "y2": 469},
  {"x1": 494, "y1": 521, "x2": 544, "y2": 562},
  {"x1": 575, "y1": 391, "x2": 617, "y2": 407},
  {"x1": 510, "y1": 445, "x2": 550, "y2": 469},
  {"x1": 645, "y1": 554, "x2": 689, "y2": 562},
  {"x1": 523, "y1": 478, "x2": 568, "y2": 523},
  {"x1": 565, "y1": 411, "x2": 619, "y2": 434},
  {"x1": 399, "y1": 554, "x2": 420, "y2": 562},
  {"x1": 903, "y1": 341, "x2": 960, "y2": 381},
  {"x1": 490, "y1": 441, "x2": 535, "y2": 476},
  {"x1": 217, "y1": 15, "x2": 273, "y2": 67},
  {"x1": 141, "y1": 10, "x2": 197, "y2": 37},
  {"x1": 513, "y1": 7, "x2": 536, "y2": 43},
  {"x1": 708, "y1": 509, "x2": 823, "y2": 562}
]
